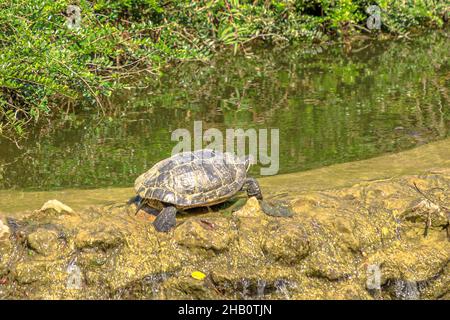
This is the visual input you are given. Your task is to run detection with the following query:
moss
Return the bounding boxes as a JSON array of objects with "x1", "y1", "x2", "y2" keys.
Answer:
[{"x1": 173, "y1": 217, "x2": 237, "y2": 254}]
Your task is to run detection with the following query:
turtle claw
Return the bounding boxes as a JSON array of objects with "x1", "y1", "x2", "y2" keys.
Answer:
[
  {"x1": 259, "y1": 200, "x2": 294, "y2": 217},
  {"x1": 153, "y1": 206, "x2": 177, "y2": 232}
]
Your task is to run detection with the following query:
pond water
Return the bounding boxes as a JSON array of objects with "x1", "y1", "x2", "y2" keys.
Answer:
[{"x1": 0, "y1": 31, "x2": 448, "y2": 192}]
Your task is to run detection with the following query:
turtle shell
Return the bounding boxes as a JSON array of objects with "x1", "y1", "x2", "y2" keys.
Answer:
[{"x1": 134, "y1": 149, "x2": 248, "y2": 208}]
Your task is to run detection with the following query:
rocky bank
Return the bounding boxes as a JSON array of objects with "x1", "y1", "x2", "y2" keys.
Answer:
[{"x1": 0, "y1": 169, "x2": 449, "y2": 300}]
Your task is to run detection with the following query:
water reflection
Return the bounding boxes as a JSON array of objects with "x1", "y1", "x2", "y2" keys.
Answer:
[{"x1": 0, "y1": 32, "x2": 448, "y2": 191}]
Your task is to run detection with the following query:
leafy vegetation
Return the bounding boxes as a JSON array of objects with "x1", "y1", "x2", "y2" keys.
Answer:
[{"x1": 0, "y1": 0, "x2": 448, "y2": 137}]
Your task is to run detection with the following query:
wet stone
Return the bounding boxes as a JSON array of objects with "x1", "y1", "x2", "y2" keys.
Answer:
[
  {"x1": 0, "y1": 218, "x2": 13, "y2": 276},
  {"x1": 162, "y1": 276, "x2": 221, "y2": 300},
  {"x1": 27, "y1": 228, "x2": 60, "y2": 256},
  {"x1": 0, "y1": 219, "x2": 10, "y2": 239},
  {"x1": 40, "y1": 200, "x2": 74, "y2": 214},
  {"x1": 233, "y1": 197, "x2": 266, "y2": 218},
  {"x1": 1, "y1": 169, "x2": 449, "y2": 299},
  {"x1": 384, "y1": 279, "x2": 421, "y2": 300},
  {"x1": 75, "y1": 226, "x2": 125, "y2": 251},
  {"x1": 12, "y1": 261, "x2": 65, "y2": 285},
  {"x1": 173, "y1": 218, "x2": 236, "y2": 252},
  {"x1": 262, "y1": 222, "x2": 310, "y2": 265},
  {"x1": 260, "y1": 200, "x2": 294, "y2": 217}
]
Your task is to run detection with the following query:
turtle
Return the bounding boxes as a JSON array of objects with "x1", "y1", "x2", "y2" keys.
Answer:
[{"x1": 133, "y1": 149, "x2": 263, "y2": 232}]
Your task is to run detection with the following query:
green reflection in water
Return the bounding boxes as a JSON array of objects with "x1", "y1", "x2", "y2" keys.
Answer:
[{"x1": 0, "y1": 32, "x2": 448, "y2": 191}]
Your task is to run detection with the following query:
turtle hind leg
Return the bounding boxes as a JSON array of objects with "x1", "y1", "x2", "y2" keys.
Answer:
[
  {"x1": 153, "y1": 206, "x2": 177, "y2": 232},
  {"x1": 243, "y1": 177, "x2": 263, "y2": 200}
]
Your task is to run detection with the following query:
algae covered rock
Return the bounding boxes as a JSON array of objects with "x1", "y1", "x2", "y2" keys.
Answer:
[
  {"x1": 75, "y1": 224, "x2": 125, "y2": 251},
  {"x1": 27, "y1": 228, "x2": 60, "y2": 256},
  {"x1": 173, "y1": 217, "x2": 236, "y2": 253},
  {"x1": 0, "y1": 170, "x2": 449, "y2": 300},
  {"x1": 233, "y1": 196, "x2": 265, "y2": 218},
  {"x1": 262, "y1": 221, "x2": 310, "y2": 265},
  {"x1": 12, "y1": 260, "x2": 68, "y2": 286},
  {"x1": 162, "y1": 275, "x2": 222, "y2": 300}
]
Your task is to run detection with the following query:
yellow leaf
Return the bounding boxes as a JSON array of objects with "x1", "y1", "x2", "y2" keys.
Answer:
[{"x1": 191, "y1": 271, "x2": 206, "y2": 280}]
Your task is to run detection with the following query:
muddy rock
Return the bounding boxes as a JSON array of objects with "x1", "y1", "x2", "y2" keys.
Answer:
[
  {"x1": 173, "y1": 217, "x2": 236, "y2": 253},
  {"x1": 12, "y1": 260, "x2": 67, "y2": 285},
  {"x1": 262, "y1": 221, "x2": 310, "y2": 265},
  {"x1": 0, "y1": 170, "x2": 449, "y2": 299},
  {"x1": 75, "y1": 224, "x2": 125, "y2": 251},
  {"x1": 0, "y1": 219, "x2": 9, "y2": 239},
  {"x1": 162, "y1": 275, "x2": 222, "y2": 299},
  {"x1": 233, "y1": 197, "x2": 265, "y2": 218},
  {"x1": 0, "y1": 218, "x2": 12, "y2": 276},
  {"x1": 40, "y1": 200, "x2": 74, "y2": 214},
  {"x1": 210, "y1": 265, "x2": 295, "y2": 299},
  {"x1": 27, "y1": 228, "x2": 60, "y2": 256},
  {"x1": 305, "y1": 243, "x2": 356, "y2": 281}
]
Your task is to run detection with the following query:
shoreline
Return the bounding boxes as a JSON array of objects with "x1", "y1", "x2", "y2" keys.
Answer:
[{"x1": 1, "y1": 137, "x2": 449, "y2": 215}]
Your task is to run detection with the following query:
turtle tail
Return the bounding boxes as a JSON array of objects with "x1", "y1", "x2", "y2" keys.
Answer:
[
  {"x1": 127, "y1": 195, "x2": 144, "y2": 215},
  {"x1": 134, "y1": 199, "x2": 145, "y2": 215}
]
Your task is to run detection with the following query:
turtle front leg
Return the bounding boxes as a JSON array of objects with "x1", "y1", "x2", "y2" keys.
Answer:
[
  {"x1": 153, "y1": 206, "x2": 177, "y2": 232},
  {"x1": 243, "y1": 177, "x2": 263, "y2": 200}
]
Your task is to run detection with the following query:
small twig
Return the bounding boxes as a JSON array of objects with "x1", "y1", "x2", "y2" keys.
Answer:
[
  {"x1": 413, "y1": 182, "x2": 450, "y2": 212},
  {"x1": 412, "y1": 182, "x2": 450, "y2": 239},
  {"x1": 54, "y1": 59, "x2": 105, "y2": 115},
  {"x1": 413, "y1": 182, "x2": 434, "y2": 202}
]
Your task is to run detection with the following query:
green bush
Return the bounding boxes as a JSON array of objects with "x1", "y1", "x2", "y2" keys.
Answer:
[{"x1": 0, "y1": 0, "x2": 447, "y2": 137}]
